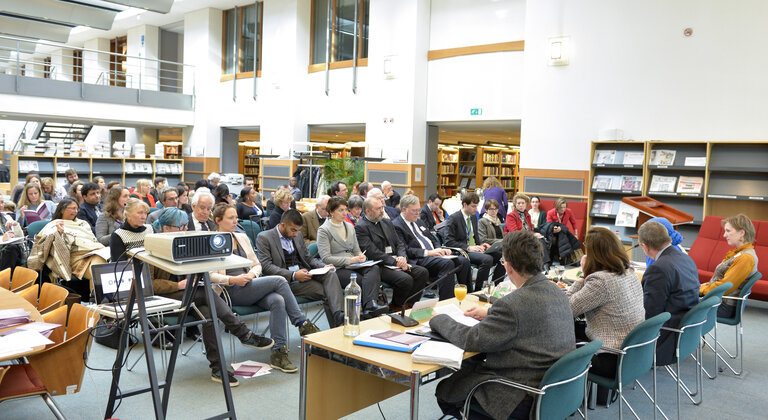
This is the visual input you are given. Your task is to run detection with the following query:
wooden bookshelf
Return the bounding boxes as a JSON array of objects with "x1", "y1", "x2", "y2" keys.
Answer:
[
  {"x1": 437, "y1": 146, "x2": 519, "y2": 197},
  {"x1": 437, "y1": 147, "x2": 459, "y2": 197},
  {"x1": 239, "y1": 144, "x2": 262, "y2": 191}
]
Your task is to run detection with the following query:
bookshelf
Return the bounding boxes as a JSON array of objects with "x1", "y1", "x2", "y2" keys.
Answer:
[
  {"x1": 436, "y1": 146, "x2": 519, "y2": 198},
  {"x1": 239, "y1": 144, "x2": 262, "y2": 191},
  {"x1": 437, "y1": 147, "x2": 459, "y2": 197},
  {"x1": 162, "y1": 143, "x2": 182, "y2": 159},
  {"x1": 482, "y1": 148, "x2": 518, "y2": 195}
]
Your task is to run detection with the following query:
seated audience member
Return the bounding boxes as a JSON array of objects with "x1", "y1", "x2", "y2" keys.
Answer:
[
  {"x1": 478, "y1": 199, "x2": 504, "y2": 246},
  {"x1": 420, "y1": 193, "x2": 445, "y2": 232},
  {"x1": 351, "y1": 181, "x2": 362, "y2": 197},
  {"x1": 213, "y1": 183, "x2": 233, "y2": 206},
  {"x1": 445, "y1": 192, "x2": 505, "y2": 291},
  {"x1": 256, "y1": 209, "x2": 345, "y2": 328},
  {"x1": 357, "y1": 182, "x2": 371, "y2": 198},
  {"x1": 481, "y1": 176, "x2": 508, "y2": 220},
  {"x1": 393, "y1": 195, "x2": 472, "y2": 300},
  {"x1": 547, "y1": 197, "x2": 579, "y2": 238},
  {"x1": 644, "y1": 217, "x2": 686, "y2": 267},
  {"x1": 150, "y1": 177, "x2": 166, "y2": 204},
  {"x1": 565, "y1": 227, "x2": 644, "y2": 381},
  {"x1": 131, "y1": 179, "x2": 156, "y2": 208},
  {"x1": 301, "y1": 195, "x2": 329, "y2": 246},
  {"x1": 345, "y1": 195, "x2": 364, "y2": 226},
  {"x1": 151, "y1": 207, "x2": 275, "y2": 386},
  {"x1": 0, "y1": 206, "x2": 25, "y2": 271},
  {"x1": 188, "y1": 189, "x2": 216, "y2": 231},
  {"x1": 212, "y1": 203, "x2": 320, "y2": 373},
  {"x1": 316, "y1": 197, "x2": 387, "y2": 317},
  {"x1": 96, "y1": 185, "x2": 130, "y2": 245},
  {"x1": 289, "y1": 177, "x2": 302, "y2": 202},
  {"x1": 700, "y1": 214, "x2": 758, "y2": 318},
  {"x1": 62, "y1": 168, "x2": 79, "y2": 192},
  {"x1": 381, "y1": 181, "x2": 401, "y2": 208},
  {"x1": 77, "y1": 182, "x2": 102, "y2": 234},
  {"x1": 267, "y1": 189, "x2": 294, "y2": 230},
  {"x1": 194, "y1": 179, "x2": 209, "y2": 192},
  {"x1": 68, "y1": 181, "x2": 85, "y2": 205},
  {"x1": 146, "y1": 187, "x2": 179, "y2": 227},
  {"x1": 207, "y1": 172, "x2": 221, "y2": 190},
  {"x1": 27, "y1": 198, "x2": 107, "y2": 295},
  {"x1": 110, "y1": 198, "x2": 153, "y2": 261},
  {"x1": 504, "y1": 193, "x2": 535, "y2": 234},
  {"x1": 107, "y1": 180, "x2": 121, "y2": 190},
  {"x1": 236, "y1": 187, "x2": 264, "y2": 220},
  {"x1": 366, "y1": 188, "x2": 399, "y2": 219},
  {"x1": 16, "y1": 183, "x2": 55, "y2": 228},
  {"x1": 40, "y1": 177, "x2": 66, "y2": 203},
  {"x1": 266, "y1": 185, "x2": 297, "y2": 213},
  {"x1": 243, "y1": 177, "x2": 255, "y2": 190},
  {"x1": 528, "y1": 196, "x2": 547, "y2": 233},
  {"x1": 11, "y1": 173, "x2": 41, "y2": 204},
  {"x1": 328, "y1": 181, "x2": 348, "y2": 198},
  {"x1": 430, "y1": 230, "x2": 575, "y2": 420},
  {"x1": 177, "y1": 185, "x2": 193, "y2": 213},
  {"x1": 638, "y1": 220, "x2": 700, "y2": 366},
  {"x1": 355, "y1": 197, "x2": 429, "y2": 310}
]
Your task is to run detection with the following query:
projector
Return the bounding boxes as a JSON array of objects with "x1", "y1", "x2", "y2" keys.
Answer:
[{"x1": 144, "y1": 231, "x2": 233, "y2": 263}]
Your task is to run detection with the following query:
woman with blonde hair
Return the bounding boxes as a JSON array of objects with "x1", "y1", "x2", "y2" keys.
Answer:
[
  {"x1": 131, "y1": 179, "x2": 156, "y2": 208},
  {"x1": 504, "y1": 193, "x2": 533, "y2": 234},
  {"x1": 110, "y1": 198, "x2": 152, "y2": 261},
  {"x1": 96, "y1": 185, "x2": 130, "y2": 245},
  {"x1": 481, "y1": 176, "x2": 508, "y2": 220},
  {"x1": 267, "y1": 189, "x2": 294, "y2": 230},
  {"x1": 68, "y1": 181, "x2": 85, "y2": 205},
  {"x1": 16, "y1": 183, "x2": 56, "y2": 228},
  {"x1": 40, "y1": 177, "x2": 67, "y2": 203}
]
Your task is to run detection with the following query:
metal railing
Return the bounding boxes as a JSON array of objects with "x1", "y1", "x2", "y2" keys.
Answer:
[{"x1": 0, "y1": 34, "x2": 194, "y2": 98}]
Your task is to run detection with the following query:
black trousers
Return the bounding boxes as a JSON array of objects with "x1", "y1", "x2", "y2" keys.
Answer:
[
  {"x1": 380, "y1": 265, "x2": 428, "y2": 307},
  {"x1": 467, "y1": 251, "x2": 505, "y2": 292},
  {"x1": 336, "y1": 265, "x2": 381, "y2": 308},
  {"x1": 437, "y1": 395, "x2": 533, "y2": 420},
  {"x1": 417, "y1": 255, "x2": 472, "y2": 300}
]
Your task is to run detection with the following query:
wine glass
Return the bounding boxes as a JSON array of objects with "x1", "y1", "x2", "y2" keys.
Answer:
[
  {"x1": 555, "y1": 265, "x2": 566, "y2": 282},
  {"x1": 454, "y1": 284, "x2": 468, "y2": 308}
]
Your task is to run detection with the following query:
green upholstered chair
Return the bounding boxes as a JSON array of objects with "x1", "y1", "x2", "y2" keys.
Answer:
[{"x1": 714, "y1": 271, "x2": 762, "y2": 376}]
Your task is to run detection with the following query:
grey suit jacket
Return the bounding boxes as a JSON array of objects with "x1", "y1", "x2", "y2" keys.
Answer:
[
  {"x1": 430, "y1": 274, "x2": 576, "y2": 420},
  {"x1": 316, "y1": 219, "x2": 362, "y2": 268},
  {"x1": 95, "y1": 213, "x2": 121, "y2": 246},
  {"x1": 301, "y1": 210, "x2": 323, "y2": 247},
  {"x1": 256, "y1": 227, "x2": 325, "y2": 282}
]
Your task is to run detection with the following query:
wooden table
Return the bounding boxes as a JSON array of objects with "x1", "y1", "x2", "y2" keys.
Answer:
[
  {"x1": 0, "y1": 288, "x2": 44, "y2": 361},
  {"x1": 299, "y1": 296, "x2": 483, "y2": 420}
]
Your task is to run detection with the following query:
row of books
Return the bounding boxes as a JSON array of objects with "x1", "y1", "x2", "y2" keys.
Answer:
[
  {"x1": 649, "y1": 175, "x2": 703, "y2": 194},
  {"x1": 593, "y1": 150, "x2": 644, "y2": 165},
  {"x1": 502, "y1": 179, "x2": 515, "y2": 188},
  {"x1": 500, "y1": 167, "x2": 515, "y2": 176},
  {"x1": 593, "y1": 175, "x2": 643, "y2": 191},
  {"x1": 458, "y1": 165, "x2": 476, "y2": 175},
  {"x1": 244, "y1": 158, "x2": 260, "y2": 166},
  {"x1": 460, "y1": 152, "x2": 476, "y2": 161},
  {"x1": 483, "y1": 152, "x2": 500, "y2": 163},
  {"x1": 441, "y1": 153, "x2": 459, "y2": 162},
  {"x1": 440, "y1": 164, "x2": 456, "y2": 172},
  {"x1": 501, "y1": 153, "x2": 516, "y2": 164},
  {"x1": 439, "y1": 176, "x2": 455, "y2": 185},
  {"x1": 483, "y1": 167, "x2": 499, "y2": 176}
]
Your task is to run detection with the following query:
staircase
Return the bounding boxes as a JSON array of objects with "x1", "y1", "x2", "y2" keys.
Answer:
[{"x1": 14, "y1": 122, "x2": 92, "y2": 156}]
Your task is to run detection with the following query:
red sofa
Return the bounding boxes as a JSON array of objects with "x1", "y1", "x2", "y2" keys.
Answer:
[
  {"x1": 538, "y1": 199, "x2": 587, "y2": 243},
  {"x1": 688, "y1": 215, "x2": 768, "y2": 301}
]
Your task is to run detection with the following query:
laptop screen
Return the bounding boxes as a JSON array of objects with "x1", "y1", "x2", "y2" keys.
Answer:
[{"x1": 91, "y1": 261, "x2": 152, "y2": 303}]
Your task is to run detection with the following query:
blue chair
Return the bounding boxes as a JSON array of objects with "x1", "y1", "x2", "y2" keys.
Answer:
[
  {"x1": 713, "y1": 271, "x2": 762, "y2": 376},
  {"x1": 661, "y1": 295, "x2": 721, "y2": 417},
  {"x1": 698, "y1": 282, "x2": 732, "y2": 380},
  {"x1": 156, "y1": 202, "x2": 163, "y2": 209},
  {"x1": 239, "y1": 220, "x2": 261, "y2": 251},
  {"x1": 588, "y1": 312, "x2": 671, "y2": 420},
  {"x1": 307, "y1": 243, "x2": 319, "y2": 258},
  {"x1": 462, "y1": 340, "x2": 603, "y2": 420},
  {"x1": 25, "y1": 220, "x2": 50, "y2": 240}
]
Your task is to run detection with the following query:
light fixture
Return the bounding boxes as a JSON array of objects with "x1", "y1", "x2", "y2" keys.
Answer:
[{"x1": 548, "y1": 36, "x2": 571, "y2": 66}]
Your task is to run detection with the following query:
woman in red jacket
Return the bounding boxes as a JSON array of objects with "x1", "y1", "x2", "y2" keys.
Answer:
[
  {"x1": 504, "y1": 193, "x2": 533, "y2": 233},
  {"x1": 547, "y1": 197, "x2": 578, "y2": 237}
]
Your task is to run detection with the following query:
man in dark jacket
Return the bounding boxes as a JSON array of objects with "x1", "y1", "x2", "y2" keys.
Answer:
[
  {"x1": 355, "y1": 197, "x2": 428, "y2": 310},
  {"x1": 638, "y1": 220, "x2": 700, "y2": 366},
  {"x1": 77, "y1": 182, "x2": 101, "y2": 234},
  {"x1": 419, "y1": 193, "x2": 445, "y2": 232}
]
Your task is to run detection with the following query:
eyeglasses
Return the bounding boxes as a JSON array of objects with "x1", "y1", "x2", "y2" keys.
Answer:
[{"x1": 500, "y1": 257, "x2": 506, "y2": 265}]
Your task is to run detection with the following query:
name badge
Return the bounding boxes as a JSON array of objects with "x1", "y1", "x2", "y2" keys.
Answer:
[
  {"x1": 288, "y1": 265, "x2": 300, "y2": 272},
  {"x1": 385, "y1": 246, "x2": 393, "y2": 254},
  {"x1": 419, "y1": 226, "x2": 427, "y2": 231}
]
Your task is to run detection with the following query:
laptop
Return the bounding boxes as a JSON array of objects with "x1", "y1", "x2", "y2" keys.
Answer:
[{"x1": 91, "y1": 261, "x2": 181, "y2": 318}]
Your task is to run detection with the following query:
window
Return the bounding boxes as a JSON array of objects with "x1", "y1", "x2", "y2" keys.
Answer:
[
  {"x1": 110, "y1": 36, "x2": 127, "y2": 87},
  {"x1": 222, "y1": 3, "x2": 263, "y2": 79},
  {"x1": 73, "y1": 50, "x2": 83, "y2": 82},
  {"x1": 310, "y1": 0, "x2": 369, "y2": 71},
  {"x1": 43, "y1": 57, "x2": 51, "y2": 79}
]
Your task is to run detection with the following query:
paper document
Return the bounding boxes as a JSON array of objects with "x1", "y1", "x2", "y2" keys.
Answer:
[
  {"x1": 231, "y1": 360, "x2": 272, "y2": 378},
  {"x1": 0, "y1": 322, "x2": 62, "y2": 338},
  {"x1": 0, "y1": 236, "x2": 24, "y2": 246},
  {"x1": 308, "y1": 266, "x2": 336, "y2": 276},
  {"x1": 348, "y1": 260, "x2": 381, "y2": 269},
  {"x1": 412, "y1": 341, "x2": 464, "y2": 369},
  {"x1": 440, "y1": 255, "x2": 458, "y2": 259},
  {"x1": 353, "y1": 329, "x2": 424, "y2": 352},
  {"x1": 431, "y1": 304, "x2": 480, "y2": 327},
  {"x1": 384, "y1": 265, "x2": 403, "y2": 271},
  {"x1": 0, "y1": 330, "x2": 54, "y2": 353}
]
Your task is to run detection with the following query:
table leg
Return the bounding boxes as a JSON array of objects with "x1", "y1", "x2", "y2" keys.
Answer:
[
  {"x1": 299, "y1": 338, "x2": 308, "y2": 420},
  {"x1": 410, "y1": 370, "x2": 421, "y2": 420}
]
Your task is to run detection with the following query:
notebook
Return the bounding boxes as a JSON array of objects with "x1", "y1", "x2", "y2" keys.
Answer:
[{"x1": 91, "y1": 261, "x2": 181, "y2": 318}]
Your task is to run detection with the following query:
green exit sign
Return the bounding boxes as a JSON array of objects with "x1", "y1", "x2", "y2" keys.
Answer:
[{"x1": 470, "y1": 108, "x2": 483, "y2": 116}]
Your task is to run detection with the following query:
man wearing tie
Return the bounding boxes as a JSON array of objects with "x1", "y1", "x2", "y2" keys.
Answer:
[
  {"x1": 188, "y1": 189, "x2": 216, "y2": 231},
  {"x1": 444, "y1": 192, "x2": 505, "y2": 292},
  {"x1": 420, "y1": 193, "x2": 445, "y2": 232},
  {"x1": 393, "y1": 195, "x2": 472, "y2": 300}
]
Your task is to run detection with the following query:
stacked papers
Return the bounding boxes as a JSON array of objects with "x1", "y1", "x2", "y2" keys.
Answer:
[
  {"x1": 0, "y1": 309, "x2": 31, "y2": 329},
  {"x1": 0, "y1": 330, "x2": 54, "y2": 359},
  {"x1": 431, "y1": 304, "x2": 480, "y2": 327},
  {"x1": 0, "y1": 322, "x2": 62, "y2": 338},
  {"x1": 412, "y1": 341, "x2": 464, "y2": 369},
  {"x1": 231, "y1": 360, "x2": 272, "y2": 378}
]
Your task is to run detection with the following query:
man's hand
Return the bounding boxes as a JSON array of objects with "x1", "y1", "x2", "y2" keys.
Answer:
[
  {"x1": 294, "y1": 269, "x2": 313, "y2": 282},
  {"x1": 464, "y1": 306, "x2": 488, "y2": 321},
  {"x1": 5, "y1": 221, "x2": 17, "y2": 229},
  {"x1": 351, "y1": 254, "x2": 366, "y2": 264},
  {"x1": 534, "y1": 232, "x2": 543, "y2": 239},
  {"x1": 436, "y1": 208, "x2": 444, "y2": 218},
  {"x1": 177, "y1": 279, "x2": 187, "y2": 290},
  {"x1": 2, "y1": 231, "x2": 14, "y2": 241},
  {"x1": 395, "y1": 256, "x2": 408, "y2": 270},
  {"x1": 468, "y1": 245, "x2": 485, "y2": 252},
  {"x1": 228, "y1": 275, "x2": 250, "y2": 287},
  {"x1": 427, "y1": 249, "x2": 449, "y2": 257}
]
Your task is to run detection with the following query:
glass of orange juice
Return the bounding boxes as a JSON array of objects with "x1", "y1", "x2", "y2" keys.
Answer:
[{"x1": 454, "y1": 284, "x2": 468, "y2": 307}]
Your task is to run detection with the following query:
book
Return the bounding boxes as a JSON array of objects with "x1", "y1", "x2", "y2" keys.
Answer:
[
  {"x1": 591, "y1": 200, "x2": 617, "y2": 215},
  {"x1": 353, "y1": 330, "x2": 424, "y2": 353},
  {"x1": 622, "y1": 151, "x2": 644, "y2": 165},
  {"x1": 593, "y1": 175, "x2": 616, "y2": 190},
  {"x1": 371, "y1": 330, "x2": 430, "y2": 346},
  {"x1": 676, "y1": 176, "x2": 704, "y2": 194},
  {"x1": 620, "y1": 175, "x2": 642, "y2": 192},
  {"x1": 23, "y1": 205, "x2": 51, "y2": 223},
  {"x1": 649, "y1": 175, "x2": 677, "y2": 192},
  {"x1": 593, "y1": 150, "x2": 616, "y2": 164},
  {"x1": 347, "y1": 260, "x2": 381, "y2": 269},
  {"x1": 650, "y1": 149, "x2": 676, "y2": 165}
]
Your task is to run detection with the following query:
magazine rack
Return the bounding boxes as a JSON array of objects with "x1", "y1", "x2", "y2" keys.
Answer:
[{"x1": 621, "y1": 196, "x2": 694, "y2": 228}]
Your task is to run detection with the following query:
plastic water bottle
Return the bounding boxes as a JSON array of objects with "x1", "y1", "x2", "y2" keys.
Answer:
[{"x1": 343, "y1": 273, "x2": 361, "y2": 337}]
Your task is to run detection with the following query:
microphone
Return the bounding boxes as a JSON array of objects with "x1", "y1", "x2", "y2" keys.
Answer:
[
  {"x1": 476, "y1": 273, "x2": 509, "y2": 303},
  {"x1": 389, "y1": 266, "x2": 463, "y2": 327}
]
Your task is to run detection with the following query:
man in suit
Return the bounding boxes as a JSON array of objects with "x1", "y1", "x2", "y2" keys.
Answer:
[
  {"x1": 355, "y1": 197, "x2": 429, "y2": 310},
  {"x1": 256, "y1": 209, "x2": 345, "y2": 328},
  {"x1": 366, "y1": 188, "x2": 399, "y2": 220},
  {"x1": 638, "y1": 220, "x2": 701, "y2": 366},
  {"x1": 300, "y1": 195, "x2": 328, "y2": 246},
  {"x1": 430, "y1": 230, "x2": 576, "y2": 420},
  {"x1": 420, "y1": 193, "x2": 445, "y2": 232},
  {"x1": 393, "y1": 194, "x2": 472, "y2": 300},
  {"x1": 146, "y1": 187, "x2": 178, "y2": 229},
  {"x1": 188, "y1": 189, "x2": 216, "y2": 231},
  {"x1": 381, "y1": 181, "x2": 401, "y2": 208},
  {"x1": 444, "y1": 192, "x2": 505, "y2": 291}
]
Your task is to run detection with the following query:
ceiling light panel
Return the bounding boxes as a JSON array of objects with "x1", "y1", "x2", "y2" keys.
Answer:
[
  {"x1": 100, "y1": 0, "x2": 173, "y2": 14},
  {"x1": 0, "y1": 15, "x2": 72, "y2": 42},
  {"x1": 0, "y1": 0, "x2": 116, "y2": 30}
]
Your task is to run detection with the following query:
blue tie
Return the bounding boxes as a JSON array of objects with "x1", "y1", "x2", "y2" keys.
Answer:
[{"x1": 411, "y1": 222, "x2": 433, "y2": 250}]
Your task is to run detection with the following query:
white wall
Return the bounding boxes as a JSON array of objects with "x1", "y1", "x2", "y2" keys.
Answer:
[{"x1": 521, "y1": 0, "x2": 768, "y2": 171}]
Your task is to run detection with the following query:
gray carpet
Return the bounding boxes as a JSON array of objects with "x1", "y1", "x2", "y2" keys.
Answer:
[{"x1": 2, "y1": 302, "x2": 767, "y2": 420}]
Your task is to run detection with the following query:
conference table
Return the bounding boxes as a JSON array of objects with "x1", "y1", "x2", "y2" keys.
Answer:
[
  {"x1": 0, "y1": 287, "x2": 45, "y2": 361},
  {"x1": 299, "y1": 296, "x2": 483, "y2": 420}
]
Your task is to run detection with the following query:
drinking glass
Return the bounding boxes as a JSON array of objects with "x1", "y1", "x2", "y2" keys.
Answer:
[
  {"x1": 555, "y1": 265, "x2": 566, "y2": 282},
  {"x1": 482, "y1": 280, "x2": 494, "y2": 298},
  {"x1": 454, "y1": 284, "x2": 468, "y2": 308}
]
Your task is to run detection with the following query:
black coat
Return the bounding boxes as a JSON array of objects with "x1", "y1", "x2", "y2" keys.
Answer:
[
  {"x1": 392, "y1": 215, "x2": 441, "y2": 260},
  {"x1": 355, "y1": 216, "x2": 405, "y2": 266},
  {"x1": 419, "y1": 204, "x2": 440, "y2": 232},
  {"x1": 187, "y1": 217, "x2": 215, "y2": 231},
  {"x1": 540, "y1": 221, "x2": 581, "y2": 262},
  {"x1": 385, "y1": 190, "x2": 401, "y2": 208},
  {"x1": 444, "y1": 211, "x2": 481, "y2": 251}
]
